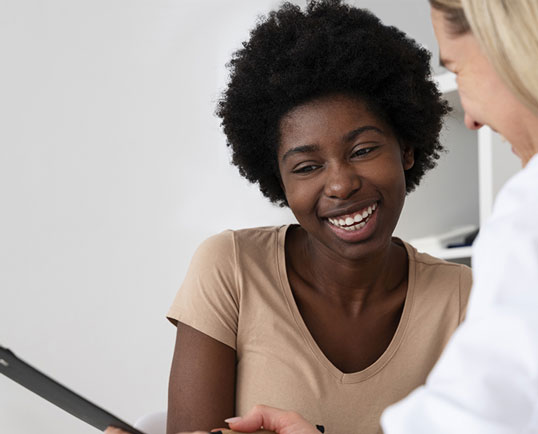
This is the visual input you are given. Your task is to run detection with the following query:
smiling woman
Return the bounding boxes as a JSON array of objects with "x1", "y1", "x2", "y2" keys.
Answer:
[
  {"x1": 157, "y1": 1, "x2": 472, "y2": 434},
  {"x1": 278, "y1": 95, "x2": 414, "y2": 260}
]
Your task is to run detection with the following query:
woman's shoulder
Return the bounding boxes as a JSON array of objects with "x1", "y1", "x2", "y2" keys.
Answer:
[
  {"x1": 195, "y1": 225, "x2": 287, "y2": 261},
  {"x1": 403, "y1": 240, "x2": 472, "y2": 320},
  {"x1": 404, "y1": 240, "x2": 472, "y2": 284},
  {"x1": 201, "y1": 225, "x2": 286, "y2": 248}
]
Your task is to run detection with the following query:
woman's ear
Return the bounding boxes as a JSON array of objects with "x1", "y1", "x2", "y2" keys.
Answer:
[
  {"x1": 401, "y1": 144, "x2": 415, "y2": 170},
  {"x1": 277, "y1": 171, "x2": 286, "y2": 194}
]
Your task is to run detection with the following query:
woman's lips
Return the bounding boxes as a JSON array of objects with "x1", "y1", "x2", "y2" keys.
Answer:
[
  {"x1": 326, "y1": 202, "x2": 379, "y2": 242},
  {"x1": 327, "y1": 202, "x2": 377, "y2": 229}
]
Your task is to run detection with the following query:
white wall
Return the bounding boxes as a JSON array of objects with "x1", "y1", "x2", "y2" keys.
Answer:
[
  {"x1": 0, "y1": 2, "x2": 293, "y2": 433},
  {"x1": 0, "y1": 1, "x2": 462, "y2": 433}
]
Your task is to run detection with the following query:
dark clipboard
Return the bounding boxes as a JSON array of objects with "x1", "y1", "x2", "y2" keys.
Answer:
[{"x1": 0, "y1": 346, "x2": 145, "y2": 434}]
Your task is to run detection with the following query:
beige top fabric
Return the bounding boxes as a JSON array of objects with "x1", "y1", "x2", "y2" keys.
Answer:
[{"x1": 167, "y1": 225, "x2": 472, "y2": 434}]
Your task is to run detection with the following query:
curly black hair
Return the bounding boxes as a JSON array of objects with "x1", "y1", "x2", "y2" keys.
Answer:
[{"x1": 216, "y1": 0, "x2": 449, "y2": 207}]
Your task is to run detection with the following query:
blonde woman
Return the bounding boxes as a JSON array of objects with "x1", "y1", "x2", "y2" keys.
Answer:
[{"x1": 219, "y1": 0, "x2": 538, "y2": 433}]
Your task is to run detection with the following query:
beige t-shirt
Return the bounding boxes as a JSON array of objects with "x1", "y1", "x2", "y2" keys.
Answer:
[{"x1": 168, "y1": 225, "x2": 472, "y2": 434}]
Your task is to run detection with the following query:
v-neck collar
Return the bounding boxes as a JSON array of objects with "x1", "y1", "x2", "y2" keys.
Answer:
[{"x1": 276, "y1": 224, "x2": 417, "y2": 384}]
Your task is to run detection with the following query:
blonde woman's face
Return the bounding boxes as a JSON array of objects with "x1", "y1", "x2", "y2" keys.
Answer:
[{"x1": 431, "y1": 7, "x2": 537, "y2": 165}]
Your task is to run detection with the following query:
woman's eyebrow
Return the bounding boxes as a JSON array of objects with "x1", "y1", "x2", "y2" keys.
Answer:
[
  {"x1": 281, "y1": 144, "x2": 320, "y2": 162},
  {"x1": 343, "y1": 125, "x2": 383, "y2": 142}
]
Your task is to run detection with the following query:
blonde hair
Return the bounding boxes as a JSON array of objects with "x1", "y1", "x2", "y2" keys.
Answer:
[{"x1": 430, "y1": 0, "x2": 538, "y2": 115}]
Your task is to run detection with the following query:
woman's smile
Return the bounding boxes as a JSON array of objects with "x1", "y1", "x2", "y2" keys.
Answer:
[{"x1": 326, "y1": 201, "x2": 378, "y2": 241}]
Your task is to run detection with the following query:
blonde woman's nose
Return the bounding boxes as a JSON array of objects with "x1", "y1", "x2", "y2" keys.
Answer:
[{"x1": 464, "y1": 112, "x2": 484, "y2": 130}]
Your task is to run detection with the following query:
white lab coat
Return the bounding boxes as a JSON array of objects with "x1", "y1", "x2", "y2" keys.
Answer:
[{"x1": 382, "y1": 154, "x2": 538, "y2": 433}]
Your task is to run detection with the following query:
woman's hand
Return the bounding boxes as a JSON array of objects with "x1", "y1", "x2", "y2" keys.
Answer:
[{"x1": 225, "y1": 405, "x2": 319, "y2": 434}]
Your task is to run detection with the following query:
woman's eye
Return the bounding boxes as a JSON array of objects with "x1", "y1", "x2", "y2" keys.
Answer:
[
  {"x1": 352, "y1": 146, "x2": 376, "y2": 157},
  {"x1": 292, "y1": 164, "x2": 319, "y2": 174}
]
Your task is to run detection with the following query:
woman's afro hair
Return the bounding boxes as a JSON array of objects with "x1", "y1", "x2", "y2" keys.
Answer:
[{"x1": 216, "y1": 0, "x2": 450, "y2": 207}]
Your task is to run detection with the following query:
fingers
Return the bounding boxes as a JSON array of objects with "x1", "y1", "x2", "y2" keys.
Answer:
[
  {"x1": 225, "y1": 405, "x2": 319, "y2": 434},
  {"x1": 224, "y1": 404, "x2": 275, "y2": 432}
]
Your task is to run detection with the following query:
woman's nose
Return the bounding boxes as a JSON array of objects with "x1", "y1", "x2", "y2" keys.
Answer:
[
  {"x1": 324, "y1": 163, "x2": 361, "y2": 200},
  {"x1": 464, "y1": 112, "x2": 484, "y2": 130}
]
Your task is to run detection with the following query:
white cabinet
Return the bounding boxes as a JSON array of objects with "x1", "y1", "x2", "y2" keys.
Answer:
[{"x1": 394, "y1": 72, "x2": 521, "y2": 261}]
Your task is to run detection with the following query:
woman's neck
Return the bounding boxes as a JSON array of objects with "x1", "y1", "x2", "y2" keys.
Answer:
[
  {"x1": 508, "y1": 106, "x2": 538, "y2": 167},
  {"x1": 287, "y1": 226, "x2": 408, "y2": 311}
]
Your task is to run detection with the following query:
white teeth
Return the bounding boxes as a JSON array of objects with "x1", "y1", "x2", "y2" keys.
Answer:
[
  {"x1": 336, "y1": 219, "x2": 365, "y2": 230},
  {"x1": 328, "y1": 202, "x2": 377, "y2": 229}
]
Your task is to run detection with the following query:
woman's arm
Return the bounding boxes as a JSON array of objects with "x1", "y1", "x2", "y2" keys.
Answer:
[{"x1": 167, "y1": 322, "x2": 236, "y2": 434}]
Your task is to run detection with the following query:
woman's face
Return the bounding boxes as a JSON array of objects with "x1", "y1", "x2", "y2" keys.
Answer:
[
  {"x1": 431, "y1": 7, "x2": 537, "y2": 165},
  {"x1": 277, "y1": 94, "x2": 414, "y2": 261}
]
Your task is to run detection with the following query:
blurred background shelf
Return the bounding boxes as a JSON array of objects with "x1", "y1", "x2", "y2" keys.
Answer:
[
  {"x1": 395, "y1": 70, "x2": 521, "y2": 263},
  {"x1": 434, "y1": 71, "x2": 457, "y2": 93}
]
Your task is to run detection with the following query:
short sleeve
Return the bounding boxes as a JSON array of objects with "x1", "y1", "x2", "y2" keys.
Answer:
[
  {"x1": 167, "y1": 230, "x2": 239, "y2": 350},
  {"x1": 458, "y1": 265, "x2": 473, "y2": 323}
]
